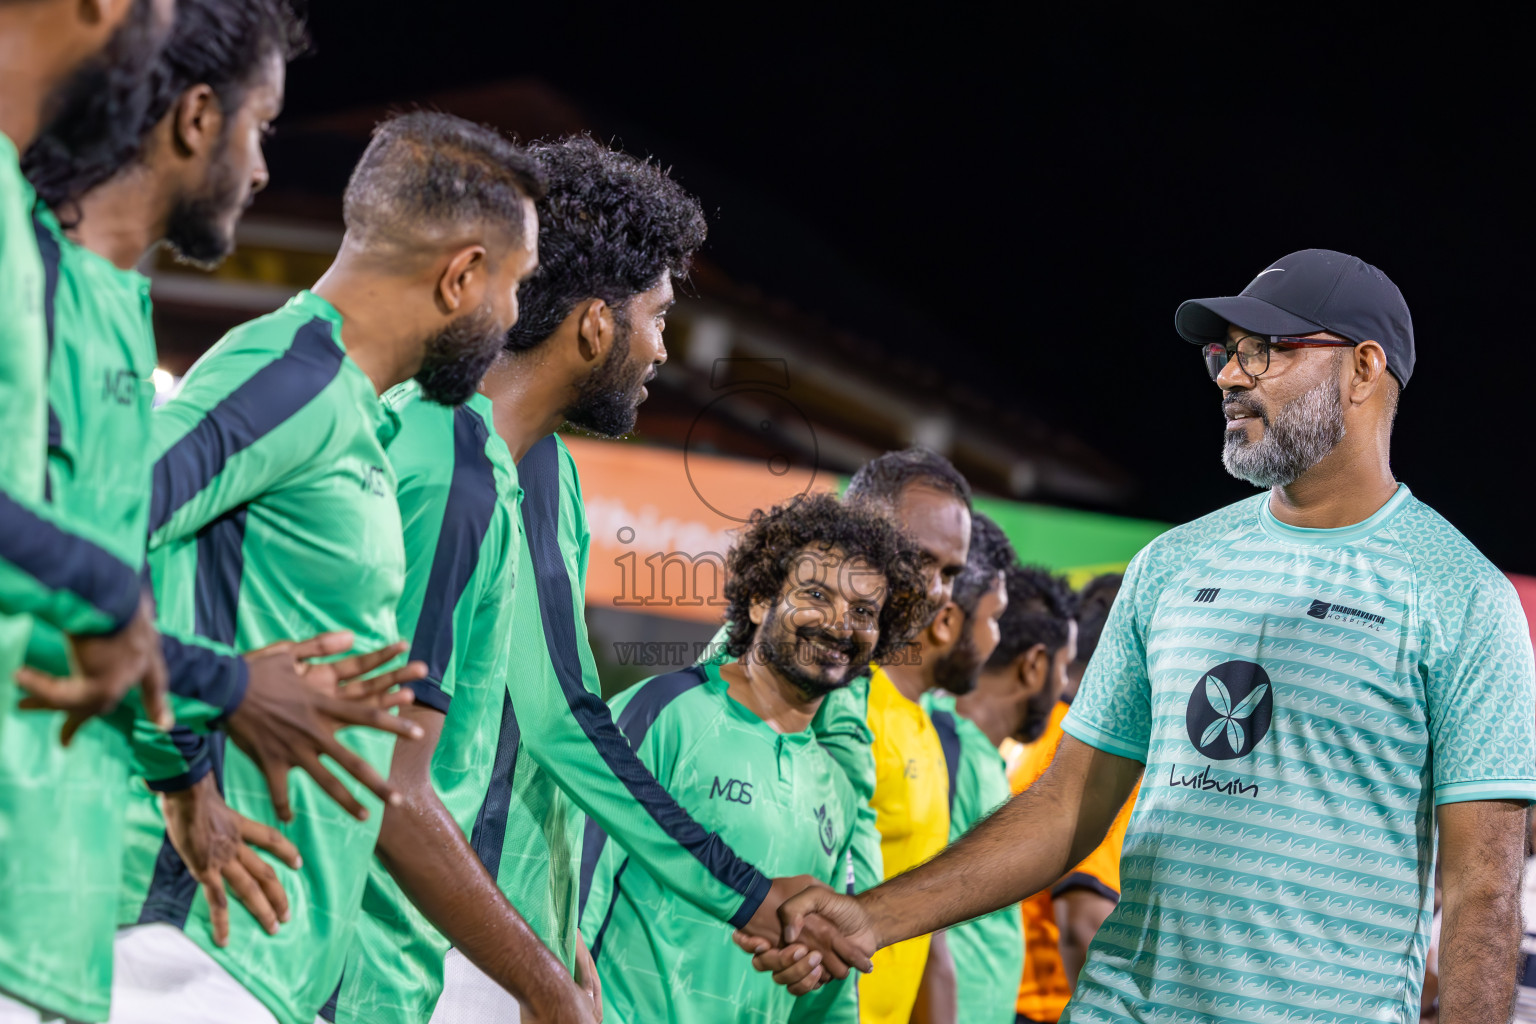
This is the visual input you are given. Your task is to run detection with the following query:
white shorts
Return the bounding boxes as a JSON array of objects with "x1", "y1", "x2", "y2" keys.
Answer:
[
  {"x1": 107, "y1": 924, "x2": 279, "y2": 1024},
  {"x1": 428, "y1": 948, "x2": 522, "y2": 1024},
  {"x1": 0, "y1": 990, "x2": 79, "y2": 1024}
]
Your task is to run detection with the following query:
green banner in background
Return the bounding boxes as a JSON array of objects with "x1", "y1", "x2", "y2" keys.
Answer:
[{"x1": 970, "y1": 495, "x2": 1169, "y2": 585}]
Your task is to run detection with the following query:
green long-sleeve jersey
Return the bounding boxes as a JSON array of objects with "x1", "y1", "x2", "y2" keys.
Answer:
[
  {"x1": 0, "y1": 206, "x2": 249, "y2": 1021},
  {"x1": 579, "y1": 661, "x2": 859, "y2": 1024},
  {"x1": 0, "y1": 139, "x2": 141, "y2": 742},
  {"x1": 926, "y1": 693, "x2": 1025, "y2": 1024},
  {"x1": 118, "y1": 290, "x2": 408, "y2": 1024},
  {"x1": 487, "y1": 433, "x2": 769, "y2": 969},
  {"x1": 326, "y1": 383, "x2": 521, "y2": 1024}
]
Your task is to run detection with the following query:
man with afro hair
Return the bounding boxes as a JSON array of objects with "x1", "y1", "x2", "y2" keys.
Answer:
[{"x1": 580, "y1": 492, "x2": 928, "y2": 1023}]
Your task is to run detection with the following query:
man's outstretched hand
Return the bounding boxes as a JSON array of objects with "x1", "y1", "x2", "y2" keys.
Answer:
[
  {"x1": 228, "y1": 632, "x2": 427, "y2": 823},
  {"x1": 161, "y1": 772, "x2": 301, "y2": 947},
  {"x1": 15, "y1": 591, "x2": 171, "y2": 745},
  {"x1": 733, "y1": 883, "x2": 879, "y2": 995}
]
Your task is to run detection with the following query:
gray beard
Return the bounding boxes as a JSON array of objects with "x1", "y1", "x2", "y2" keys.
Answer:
[{"x1": 1222, "y1": 377, "x2": 1346, "y2": 489}]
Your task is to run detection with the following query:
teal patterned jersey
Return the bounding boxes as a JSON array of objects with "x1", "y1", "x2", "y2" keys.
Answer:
[{"x1": 1061, "y1": 485, "x2": 1536, "y2": 1024}]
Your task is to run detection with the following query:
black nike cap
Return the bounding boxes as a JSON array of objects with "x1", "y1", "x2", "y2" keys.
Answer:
[{"x1": 1174, "y1": 249, "x2": 1415, "y2": 387}]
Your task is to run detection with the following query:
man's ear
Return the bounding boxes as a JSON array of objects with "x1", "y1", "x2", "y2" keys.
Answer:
[
  {"x1": 927, "y1": 601, "x2": 962, "y2": 648},
  {"x1": 575, "y1": 298, "x2": 616, "y2": 369},
  {"x1": 1017, "y1": 643, "x2": 1050, "y2": 696},
  {"x1": 749, "y1": 595, "x2": 771, "y2": 627},
  {"x1": 1348, "y1": 340, "x2": 1389, "y2": 407},
  {"x1": 171, "y1": 85, "x2": 222, "y2": 161},
  {"x1": 436, "y1": 244, "x2": 489, "y2": 315}
]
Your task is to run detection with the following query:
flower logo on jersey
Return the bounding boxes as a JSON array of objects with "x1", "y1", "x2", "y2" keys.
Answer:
[
  {"x1": 1184, "y1": 660, "x2": 1274, "y2": 760},
  {"x1": 814, "y1": 803, "x2": 837, "y2": 856}
]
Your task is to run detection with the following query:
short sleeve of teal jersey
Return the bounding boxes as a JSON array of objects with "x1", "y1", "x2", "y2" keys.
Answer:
[
  {"x1": 1062, "y1": 545, "x2": 1155, "y2": 762},
  {"x1": 1422, "y1": 568, "x2": 1536, "y2": 804}
]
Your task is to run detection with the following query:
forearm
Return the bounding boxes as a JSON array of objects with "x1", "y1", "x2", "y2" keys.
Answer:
[
  {"x1": 1437, "y1": 881, "x2": 1522, "y2": 1023},
  {"x1": 859, "y1": 775, "x2": 1078, "y2": 948},
  {"x1": 859, "y1": 736, "x2": 1137, "y2": 949},
  {"x1": 377, "y1": 782, "x2": 572, "y2": 1007},
  {"x1": 1055, "y1": 889, "x2": 1116, "y2": 991}
]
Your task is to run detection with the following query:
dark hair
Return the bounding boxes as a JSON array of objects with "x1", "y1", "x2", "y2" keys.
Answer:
[
  {"x1": 343, "y1": 111, "x2": 546, "y2": 254},
  {"x1": 986, "y1": 564, "x2": 1076, "y2": 668},
  {"x1": 951, "y1": 512, "x2": 1015, "y2": 616},
  {"x1": 721, "y1": 493, "x2": 929, "y2": 663},
  {"x1": 23, "y1": 0, "x2": 306, "y2": 215},
  {"x1": 504, "y1": 135, "x2": 706, "y2": 352},
  {"x1": 846, "y1": 447, "x2": 972, "y2": 512},
  {"x1": 1072, "y1": 573, "x2": 1121, "y2": 666}
]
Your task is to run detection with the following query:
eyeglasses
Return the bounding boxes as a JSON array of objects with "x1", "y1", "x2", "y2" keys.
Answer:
[{"x1": 1203, "y1": 335, "x2": 1357, "y2": 380}]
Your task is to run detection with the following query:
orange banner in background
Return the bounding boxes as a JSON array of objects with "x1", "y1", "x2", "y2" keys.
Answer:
[{"x1": 564, "y1": 436, "x2": 837, "y2": 624}]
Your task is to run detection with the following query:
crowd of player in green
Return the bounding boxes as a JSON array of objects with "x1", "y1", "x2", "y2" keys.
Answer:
[{"x1": 7, "y1": 3, "x2": 1536, "y2": 1024}]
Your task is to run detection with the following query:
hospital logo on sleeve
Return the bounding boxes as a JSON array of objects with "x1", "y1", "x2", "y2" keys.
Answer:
[{"x1": 1185, "y1": 660, "x2": 1274, "y2": 760}]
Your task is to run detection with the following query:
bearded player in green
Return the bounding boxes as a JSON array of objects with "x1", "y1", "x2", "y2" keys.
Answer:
[
  {"x1": 580, "y1": 492, "x2": 929, "y2": 1024},
  {"x1": 100, "y1": 112, "x2": 594, "y2": 1024},
  {"x1": 334, "y1": 137, "x2": 850, "y2": 1024}
]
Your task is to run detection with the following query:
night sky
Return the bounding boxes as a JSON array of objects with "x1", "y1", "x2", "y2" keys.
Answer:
[{"x1": 281, "y1": 7, "x2": 1531, "y2": 573}]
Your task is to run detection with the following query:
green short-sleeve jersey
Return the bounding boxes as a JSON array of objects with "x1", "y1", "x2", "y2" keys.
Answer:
[
  {"x1": 927, "y1": 693, "x2": 1025, "y2": 1024},
  {"x1": 1061, "y1": 486, "x2": 1536, "y2": 1024},
  {"x1": 579, "y1": 661, "x2": 859, "y2": 1024},
  {"x1": 0, "y1": 203, "x2": 155, "y2": 1022},
  {"x1": 468, "y1": 434, "x2": 767, "y2": 978},
  {"x1": 329, "y1": 383, "x2": 521, "y2": 1024},
  {"x1": 119, "y1": 291, "x2": 408, "y2": 1024}
]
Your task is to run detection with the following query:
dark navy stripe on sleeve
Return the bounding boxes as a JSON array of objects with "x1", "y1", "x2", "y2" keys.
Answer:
[
  {"x1": 519, "y1": 435, "x2": 770, "y2": 929},
  {"x1": 406, "y1": 406, "x2": 498, "y2": 713},
  {"x1": 160, "y1": 634, "x2": 250, "y2": 717},
  {"x1": 468, "y1": 689, "x2": 521, "y2": 878},
  {"x1": 577, "y1": 667, "x2": 708, "y2": 916},
  {"x1": 193, "y1": 506, "x2": 247, "y2": 646},
  {"x1": 32, "y1": 210, "x2": 60, "y2": 364},
  {"x1": 149, "y1": 318, "x2": 344, "y2": 534},
  {"x1": 0, "y1": 491, "x2": 140, "y2": 632},
  {"x1": 932, "y1": 709, "x2": 961, "y2": 818}
]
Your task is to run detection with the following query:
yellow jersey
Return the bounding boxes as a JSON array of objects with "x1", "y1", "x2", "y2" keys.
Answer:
[
  {"x1": 1005, "y1": 700, "x2": 1134, "y2": 1023},
  {"x1": 861, "y1": 667, "x2": 951, "y2": 1024}
]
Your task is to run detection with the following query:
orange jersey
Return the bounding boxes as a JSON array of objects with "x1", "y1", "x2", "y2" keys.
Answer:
[{"x1": 1005, "y1": 700, "x2": 1134, "y2": 1023}]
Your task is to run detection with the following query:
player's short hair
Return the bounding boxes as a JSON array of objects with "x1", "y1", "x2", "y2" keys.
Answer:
[
  {"x1": 846, "y1": 447, "x2": 972, "y2": 512},
  {"x1": 721, "y1": 493, "x2": 929, "y2": 662},
  {"x1": 1071, "y1": 573, "x2": 1121, "y2": 667},
  {"x1": 24, "y1": 0, "x2": 306, "y2": 214},
  {"x1": 986, "y1": 564, "x2": 1077, "y2": 668},
  {"x1": 342, "y1": 111, "x2": 546, "y2": 255},
  {"x1": 950, "y1": 512, "x2": 1015, "y2": 617},
  {"x1": 504, "y1": 135, "x2": 706, "y2": 352}
]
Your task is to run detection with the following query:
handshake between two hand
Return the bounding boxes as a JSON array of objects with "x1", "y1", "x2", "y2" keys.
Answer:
[{"x1": 728, "y1": 875, "x2": 881, "y2": 995}]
